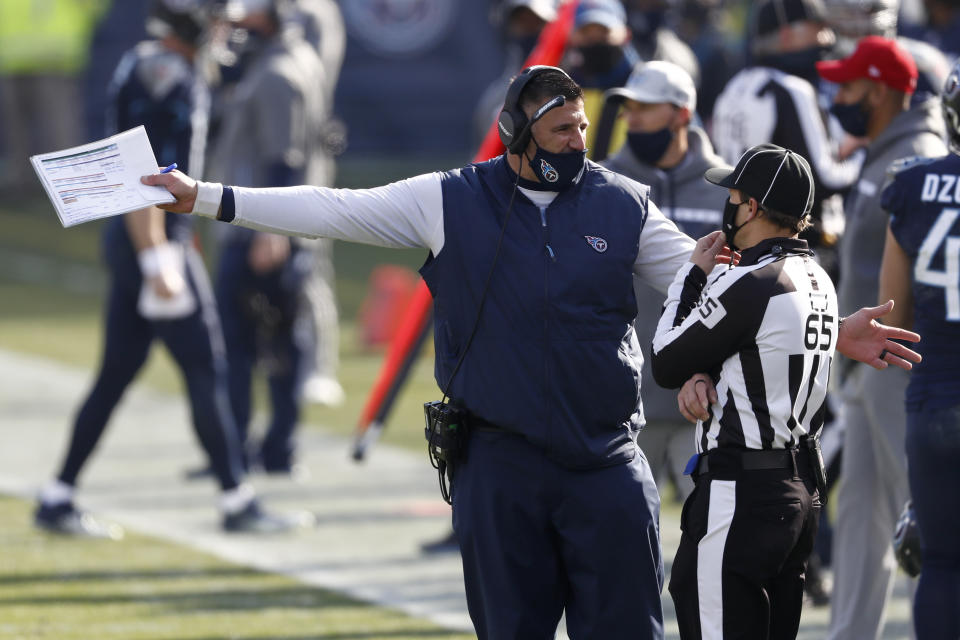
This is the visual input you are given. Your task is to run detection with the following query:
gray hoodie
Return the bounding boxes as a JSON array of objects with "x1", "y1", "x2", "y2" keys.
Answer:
[
  {"x1": 838, "y1": 97, "x2": 947, "y2": 319},
  {"x1": 604, "y1": 126, "x2": 727, "y2": 422}
]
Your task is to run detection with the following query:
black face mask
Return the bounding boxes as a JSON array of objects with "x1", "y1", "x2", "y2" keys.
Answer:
[
  {"x1": 722, "y1": 197, "x2": 752, "y2": 251},
  {"x1": 574, "y1": 43, "x2": 624, "y2": 76},
  {"x1": 627, "y1": 127, "x2": 674, "y2": 166},
  {"x1": 758, "y1": 46, "x2": 829, "y2": 85},
  {"x1": 527, "y1": 136, "x2": 587, "y2": 191},
  {"x1": 830, "y1": 98, "x2": 871, "y2": 138}
]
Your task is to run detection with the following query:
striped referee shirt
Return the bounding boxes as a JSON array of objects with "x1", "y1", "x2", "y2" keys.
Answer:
[{"x1": 651, "y1": 237, "x2": 838, "y2": 453}]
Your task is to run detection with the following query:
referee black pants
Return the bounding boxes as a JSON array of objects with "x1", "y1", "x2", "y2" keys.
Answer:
[{"x1": 669, "y1": 452, "x2": 820, "y2": 640}]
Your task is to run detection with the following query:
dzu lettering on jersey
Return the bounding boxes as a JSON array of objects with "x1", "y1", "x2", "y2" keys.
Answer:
[{"x1": 921, "y1": 173, "x2": 960, "y2": 204}]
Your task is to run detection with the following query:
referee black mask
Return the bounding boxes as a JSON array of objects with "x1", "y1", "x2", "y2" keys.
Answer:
[{"x1": 704, "y1": 144, "x2": 815, "y2": 249}]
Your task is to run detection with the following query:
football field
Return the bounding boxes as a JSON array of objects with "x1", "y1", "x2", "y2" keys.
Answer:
[{"x1": 0, "y1": 346, "x2": 914, "y2": 639}]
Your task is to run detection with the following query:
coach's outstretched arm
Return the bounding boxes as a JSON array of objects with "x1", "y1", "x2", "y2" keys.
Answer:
[{"x1": 142, "y1": 168, "x2": 445, "y2": 254}]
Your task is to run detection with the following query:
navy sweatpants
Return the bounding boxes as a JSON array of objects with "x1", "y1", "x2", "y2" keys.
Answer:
[
  {"x1": 58, "y1": 237, "x2": 245, "y2": 491},
  {"x1": 215, "y1": 240, "x2": 314, "y2": 471},
  {"x1": 452, "y1": 429, "x2": 664, "y2": 640},
  {"x1": 907, "y1": 401, "x2": 960, "y2": 639}
]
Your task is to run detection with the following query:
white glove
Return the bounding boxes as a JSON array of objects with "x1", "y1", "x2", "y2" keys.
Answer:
[{"x1": 136, "y1": 243, "x2": 196, "y2": 319}]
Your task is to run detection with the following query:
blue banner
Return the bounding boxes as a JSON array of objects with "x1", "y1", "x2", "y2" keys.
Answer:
[{"x1": 335, "y1": 0, "x2": 503, "y2": 158}]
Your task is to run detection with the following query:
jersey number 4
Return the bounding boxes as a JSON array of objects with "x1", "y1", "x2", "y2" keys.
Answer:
[{"x1": 915, "y1": 207, "x2": 960, "y2": 321}]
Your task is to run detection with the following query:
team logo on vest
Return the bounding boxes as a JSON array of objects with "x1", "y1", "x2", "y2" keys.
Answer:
[
  {"x1": 585, "y1": 236, "x2": 607, "y2": 252},
  {"x1": 540, "y1": 159, "x2": 559, "y2": 183}
]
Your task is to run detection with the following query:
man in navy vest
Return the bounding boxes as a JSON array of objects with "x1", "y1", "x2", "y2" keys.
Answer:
[{"x1": 144, "y1": 66, "x2": 922, "y2": 639}]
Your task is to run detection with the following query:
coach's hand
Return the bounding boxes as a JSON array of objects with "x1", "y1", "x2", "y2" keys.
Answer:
[
  {"x1": 141, "y1": 169, "x2": 198, "y2": 214},
  {"x1": 837, "y1": 300, "x2": 921, "y2": 371},
  {"x1": 678, "y1": 373, "x2": 717, "y2": 423}
]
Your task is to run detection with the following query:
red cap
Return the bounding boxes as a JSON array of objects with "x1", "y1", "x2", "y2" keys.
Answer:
[{"x1": 816, "y1": 36, "x2": 918, "y2": 94}]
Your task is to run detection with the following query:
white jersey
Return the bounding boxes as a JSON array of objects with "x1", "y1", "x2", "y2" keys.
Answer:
[{"x1": 651, "y1": 238, "x2": 838, "y2": 452}]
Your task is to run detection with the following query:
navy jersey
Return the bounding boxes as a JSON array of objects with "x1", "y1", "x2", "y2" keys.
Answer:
[
  {"x1": 882, "y1": 152, "x2": 960, "y2": 409},
  {"x1": 104, "y1": 41, "x2": 209, "y2": 247}
]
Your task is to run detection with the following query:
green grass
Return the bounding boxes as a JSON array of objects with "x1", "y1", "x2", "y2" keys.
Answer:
[
  {"x1": 0, "y1": 496, "x2": 472, "y2": 640},
  {"x1": 0, "y1": 197, "x2": 468, "y2": 638},
  {"x1": 0, "y1": 278, "x2": 439, "y2": 454}
]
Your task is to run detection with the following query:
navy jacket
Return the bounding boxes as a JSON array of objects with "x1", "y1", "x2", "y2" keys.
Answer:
[
  {"x1": 883, "y1": 152, "x2": 960, "y2": 410},
  {"x1": 103, "y1": 41, "x2": 205, "y2": 256}
]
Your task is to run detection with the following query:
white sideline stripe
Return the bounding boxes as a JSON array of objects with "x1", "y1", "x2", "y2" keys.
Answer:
[
  {"x1": 0, "y1": 349, "x2": 472, "y2": 633},
  {"x1": 698, "y1": 479, "x2": 736, "y2": 639},
  {"x1": 0, "y1": 349, "x2": 915, "y2": 638}
]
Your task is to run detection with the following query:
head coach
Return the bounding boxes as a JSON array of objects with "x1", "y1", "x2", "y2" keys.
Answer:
[{"x1": 145, "y1": 68, "x2": 921, "y2": 639}]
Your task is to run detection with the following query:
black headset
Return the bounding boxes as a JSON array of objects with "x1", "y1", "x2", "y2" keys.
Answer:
[{"x1": 497, "y1": 65, "x2": 572, "y2": 155}]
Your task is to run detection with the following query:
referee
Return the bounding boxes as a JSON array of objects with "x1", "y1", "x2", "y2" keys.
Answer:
[{"x1": 651, "y1": 144, "x2": 835, "y2": 638}]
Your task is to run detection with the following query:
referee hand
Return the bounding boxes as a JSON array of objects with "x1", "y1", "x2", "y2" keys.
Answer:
[
  {"x1": 678, "y1": 373, "x2": 717, "y2": 423},
  {"x1": 837, "y1": 300, "x2": 922, "y2": 371},
  {"x1": 691, "y1": 231, "x2": 738, "y2": 274}
]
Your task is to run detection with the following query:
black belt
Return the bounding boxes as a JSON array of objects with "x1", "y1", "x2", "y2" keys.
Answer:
[{"x1": 696, "y1": 447, "x2": 811, "y2": 476}]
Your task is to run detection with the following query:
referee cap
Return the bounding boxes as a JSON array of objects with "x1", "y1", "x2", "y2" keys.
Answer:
[{"x1": 704, "y1": 144, "x2": 815, "y2": 219}]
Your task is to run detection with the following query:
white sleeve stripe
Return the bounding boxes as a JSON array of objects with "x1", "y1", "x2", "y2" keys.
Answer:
[
  {"x1": 779, "y1": 78, "x2": 862, "y2": 190},
  {"x1": 652, "y1": 262, "x2": 766, "y2": 355}
]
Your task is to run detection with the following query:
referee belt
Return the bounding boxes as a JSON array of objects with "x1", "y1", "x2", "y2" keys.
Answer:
[{"x1": 695, "y1": 447, "x2": 812, "y2": 476}]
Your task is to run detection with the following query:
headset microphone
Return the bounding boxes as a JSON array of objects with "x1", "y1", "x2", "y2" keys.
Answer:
[
  {"x1": 505, "y1": 95, "x2": 566, "y2": 158},
  {"x1": 517, "y1": 96, "x2": 567, "y2": 151},
  {"x1": 531, "y1": 95, "x2": 565, "y2": 123},
  {"x1": 501, "y1": 95, "x2": 566, "y2": 155}
]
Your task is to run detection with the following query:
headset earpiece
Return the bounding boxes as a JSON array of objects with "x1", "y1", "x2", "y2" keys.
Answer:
[{"x1": 497, "y1": 109, "x2": 523, "y2": 155}]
